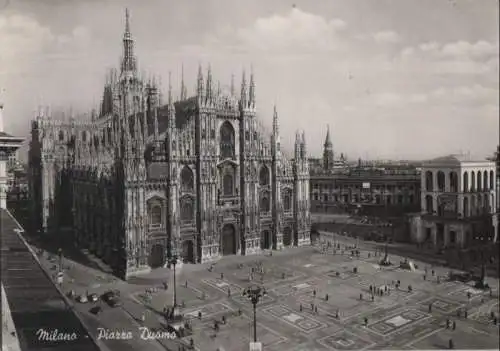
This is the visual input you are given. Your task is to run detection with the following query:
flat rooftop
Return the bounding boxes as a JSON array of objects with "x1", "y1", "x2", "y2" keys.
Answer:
[{"x1": 0, "y1": 209, "x2": 101, "y2": 351}]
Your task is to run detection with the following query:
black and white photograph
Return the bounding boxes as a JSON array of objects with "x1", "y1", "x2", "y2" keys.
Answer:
[{"x1": 0, "y1": 0, "x2": 499, "y2": 350}]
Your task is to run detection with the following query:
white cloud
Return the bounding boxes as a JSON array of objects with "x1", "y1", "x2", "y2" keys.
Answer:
[
  {"x1": 371, "y1": 84, "x2": 498, "y2": 108},
  {"x1": 374, "y1": 92, "x2": 402, "y2": 106},
  {"x1": 399, "y1": 39, "x2": 499, "y2": 76},
  {"x1": 440, "y1": 40, "x2": 498, "y2": 59},
  {"x1": 372, "y1": 31, "x2": 401, "y2": 43},
  {"x1": 0, "y1": 14, "x2": 54, "y2": 61},
  {"x1": 0, "y1": 13, "x2": 93, "y2": 75},
  {"x1": 203, "y1": 8, "x2": 347, "y2": 53}
]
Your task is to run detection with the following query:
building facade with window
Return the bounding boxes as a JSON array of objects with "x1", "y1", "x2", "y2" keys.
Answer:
[
  {"x1": 28, "y1": 10, "x2": 310, "y2": 280},
  {"x1": 310, "y1": 169, "x2": 421, "y2": 215},
  {"x1": 411, "y1": 155, "x2": 497, "y2": 248}
]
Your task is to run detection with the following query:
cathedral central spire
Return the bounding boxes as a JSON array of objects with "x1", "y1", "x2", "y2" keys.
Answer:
[
  {"x1": 121, "y1": 8, "x2": 136, "y2": 74},
  {"x1": 125, "y1": 8, "x2": 131, "y2": 38}
]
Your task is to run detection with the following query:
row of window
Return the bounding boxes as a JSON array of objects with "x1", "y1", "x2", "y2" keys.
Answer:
[
  {"x1": 424, "y1": 170, "x2": 495, "y2": 192},
  {"x1": 312, "y1": 193, "x2": 416, "y2": 204},
  {"x1": 147, "y1": 191, "x2": 293, "y2": 227},
  {"x1": 424, "y1": 194, "x2": 494, "y2": 216},
  {"x1": 312, "y1": 184, "x2": 417, "y2": 192}
]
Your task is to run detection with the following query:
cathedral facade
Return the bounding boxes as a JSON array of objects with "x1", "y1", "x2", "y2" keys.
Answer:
[{"x1": 28, "y1": 10, "x2": 311, "y2": 279}]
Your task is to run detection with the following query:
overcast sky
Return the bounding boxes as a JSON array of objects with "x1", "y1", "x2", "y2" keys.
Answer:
[{"x1": 0, "y1": 0, "x2": 498, "y2": 160}]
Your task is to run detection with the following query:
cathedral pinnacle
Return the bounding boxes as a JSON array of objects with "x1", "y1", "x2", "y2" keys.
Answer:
[
  {"x1": 168, "y1": 71, "x2": 173, "y2": 105},
  {"x1": 249, "y1": 66, "x2": 255, "y2": 107},
  {"x1": 197, "y1": 63, "x2": 204, "y2": 100},
  {"x1": 324, "y1": 124, "x2": 332, "y2": 147},
  {"x1": 230, "y1": 73, "x2": 235, "y2": 96},
  {"x1": 273, "y1": 104, "x2": 279, "y2": 135},
  {"x1": 180, "y1": 64, "x2": 187, "y2": 100},
  {"x1": 240, "y1": 69, "x2": 247, "y2": 107},
  {"x1": 206, "y1": 64, "x2": 212, "y2": 103}
]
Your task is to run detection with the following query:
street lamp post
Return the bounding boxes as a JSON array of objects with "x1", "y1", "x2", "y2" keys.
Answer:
[
  {"x1": 58, "y1": 248, "x2": 63, "y2": 273},
  {"x1": 168, "y1": 247, "x2": 178, "y2": 308},
  {"x1": 242, "y1": 285, "x2": 267, "y2": 342}
]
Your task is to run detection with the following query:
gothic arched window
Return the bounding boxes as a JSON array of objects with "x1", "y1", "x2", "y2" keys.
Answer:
[
  {"x1": 425, "y1": 171, "x2": 433, "y2": 191},
  {"x1": 259, "y1": 166, "x2": 269, "y2": 186},
  {"x1": 437, "y1": 171, "x2": 445, "y2": 192},
  {"x1": 260, "y1": 191, "x2": 270, "y2": 213},
  {"x1": 150, "y1": 205, "x2": 162, "y2": 225},
  {"x1": 283, "y1": 190, "x2": 292, "y2": 211},
  {"x1": 223, "y1": 174, "x2": 234, "y2": 196},
  {"x1": 58, "y1": 131, "x2": 64, "y2": 141},
  {"x1": 463, "y1": 172, "x2": 469, "y2": 192},
  {"x1": 180, "y1": 166, "x2": 194, "y2": 192},
  {"x1": 180, "y1": 197, "x2": 194, "y2": 222},
  {"x1": 219, "y1": 121, "x2": 235, "y2": 159}
]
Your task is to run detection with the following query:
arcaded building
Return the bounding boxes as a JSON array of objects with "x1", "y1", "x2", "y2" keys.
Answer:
[
  {"x1": 409, "y1": 154, "x2": 497, "y2": 248},
  {"x1": 28, "y1": 10, "x2": 311, "y2": 279}
]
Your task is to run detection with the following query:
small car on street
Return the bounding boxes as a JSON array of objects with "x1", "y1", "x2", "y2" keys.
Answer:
[
  {"x1": 101, "y1": 290, "x2": 120, "y2": 302},
  {"x1": 76, "y1": 295, "x2": 88, "y2": 303},
  {"x1": 89, "y1": 306, "x2": 103, "y2": 315},
  {"x1": 107, "y1": 297, "x2": 122, "y2": 308},
  {"x1": 87, "y1": 293, "x2": 99, "y2": 302}
]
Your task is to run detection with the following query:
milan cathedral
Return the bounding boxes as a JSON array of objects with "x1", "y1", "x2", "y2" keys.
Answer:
[{"x1": 28, "y1": 10, "x2": 311, "y2": 279}]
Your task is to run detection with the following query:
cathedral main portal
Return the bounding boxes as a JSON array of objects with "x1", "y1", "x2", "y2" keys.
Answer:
[
  {"x1": 283, "y1": 227, "x2": 292, "y2": 247},
  {"x1": 149, "y1": 243, "x2": 166, "y2": 268},
  {"x1": 221, "y1": 224, "x2": 237, "y2": 256},
  {"x1": 261, "y1": 230, "x2": 271, "y2": 249},
  {"x1": 182, "y1": 240, "x2": 195, "y2": 263}
]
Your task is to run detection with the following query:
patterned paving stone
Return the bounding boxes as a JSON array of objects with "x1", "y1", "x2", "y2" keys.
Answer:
[
  {"x1": 202, "y1": 278, "x2": 243, "y2": 294},
  {"x1": 262, "y1": 304, "x2": 327, "y2": 334},
  {"x1": 184, "y1": 302, "x2": 233, "y2": 320},
  {"x1": 418, "y1": 297, "x2": 463, "y2": 313},
  {"x1": 366, "y1": 309, "x2": 430, "y2": 336},
  {"x1": 318, "y1": 330, "x2": 375, "y2": 350}
]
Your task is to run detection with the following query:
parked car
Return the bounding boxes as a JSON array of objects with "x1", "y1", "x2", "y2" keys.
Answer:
[
  {"x1": 87, "y1": 293, "x2": 99, "y2": 302},
  {"x1": 76, "y1": 295, "x2": 88, "y2": 303},
  {"x1": 107, "y1": 297, "x2": 122, "y2": 308},
  {"x1": 102, "y1": 290, "x2": 120, "y2": 302},
  {"x1": 89, "y1": 306, "x2": 102, "y2": 315}
]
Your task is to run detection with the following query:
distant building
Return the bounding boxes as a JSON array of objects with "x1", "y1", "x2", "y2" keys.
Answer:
[
  {"x1": 0, "y1": 97, "x2": 24, "y2": 210},
  {"x1": 410, "y1": 154, "x2": 497, "y2": 248},
  {"x1": 309, "y1": 126, "x2": 420, "y2": 217},
  {"x1": 310, "y1": 167, "x2": 421, "y2": 216}
]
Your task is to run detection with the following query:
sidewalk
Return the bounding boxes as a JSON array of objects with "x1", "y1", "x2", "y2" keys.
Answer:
[{"x1": 1, "y1": 284, "x2": 21, "y2": 351}]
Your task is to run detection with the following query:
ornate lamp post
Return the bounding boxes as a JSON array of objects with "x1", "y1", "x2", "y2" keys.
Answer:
[
  {"x1": 168, "y1": 246, "x2": 178, "y2": 307},
  {"x1": 58, "y1": 248, "x2": 63, "y2": 273},
  {"x1": 242, "y1": 285, "x2": 267, "y2": 342}
]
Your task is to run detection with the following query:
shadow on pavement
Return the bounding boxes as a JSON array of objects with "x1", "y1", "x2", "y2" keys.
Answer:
[{"x1": 26, "y1": 232, "x2": 110, "y2": 275}]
